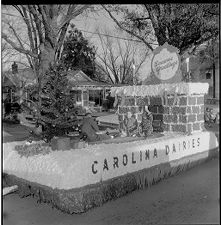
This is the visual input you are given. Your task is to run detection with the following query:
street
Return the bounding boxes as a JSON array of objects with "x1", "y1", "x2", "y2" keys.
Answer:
[{"x1": 3, "y1": 157, "x2": 219, "y2": 225}]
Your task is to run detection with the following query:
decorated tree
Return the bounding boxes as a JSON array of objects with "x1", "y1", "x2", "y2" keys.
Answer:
[
  {"x1": 39, "y1": 63, "x2": 79, "y2": 140},
  {"x1": 61, "y1": 24, "x2": 96, "y2": 79}
]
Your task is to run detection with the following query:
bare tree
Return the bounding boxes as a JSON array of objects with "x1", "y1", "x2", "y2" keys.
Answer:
[
  {"x1": 96, "y1": 29, "x2": 149, "y2": 85},
  {"x1": 1, "y1": 42, "x2": 28, "y2": 69},
  {"x1": 2, "y1": 5, "x2": 90, "y2": 116}
]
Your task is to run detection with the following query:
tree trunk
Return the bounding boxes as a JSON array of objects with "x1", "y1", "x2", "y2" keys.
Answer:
[
  {"x1": 36, "y1": 42, "x2": 56, "y2": 122},
  {"x1": 39, "y1": 42, "x2": 56, "y2": 75}
]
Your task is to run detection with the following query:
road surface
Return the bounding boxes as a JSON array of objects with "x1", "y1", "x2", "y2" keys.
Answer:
[{"x1": 3, "y1": 157, "x2": 219, "y2": 225}]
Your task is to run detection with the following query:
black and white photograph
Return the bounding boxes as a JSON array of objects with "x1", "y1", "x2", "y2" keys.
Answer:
[{"x1": 1, "y1": 3, "x2": 219, "y2": 225}]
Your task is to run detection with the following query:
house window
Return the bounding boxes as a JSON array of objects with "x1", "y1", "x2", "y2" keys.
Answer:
[
  {"x1": 71, "y1": 90, "x2": 81, "y2": 102},
  {"x1": 206, "y1": 72, "x2": 211, "y2": 79},
  {"x1": 89, "y1": 90, "x2": 103, "y2": 106}
]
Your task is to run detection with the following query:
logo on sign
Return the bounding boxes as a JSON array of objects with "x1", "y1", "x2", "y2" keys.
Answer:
[{"x1": 151, "y1": 42, "x2": 181, "y2": 82}]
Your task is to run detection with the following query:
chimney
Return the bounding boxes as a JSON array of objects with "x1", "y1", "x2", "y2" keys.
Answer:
[{"x1": 12, "y1": 62, "x2": 18, "y2": 74}]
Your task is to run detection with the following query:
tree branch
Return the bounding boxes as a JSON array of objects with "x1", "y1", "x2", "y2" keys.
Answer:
[
  {"x1": 96, "y1": 30, "x2": 116, "y2": 83},
  {"x1": 28, "y1": 5, "x2": 44, "y2": 44},
  {"x1": 37, "y1": 5, "x2": 54, "y2": 47},
  {"x1": 95, "y1": 59, "x2": 115, "y2": 84},
  {"x1": 181, "y1": 31, "x2": 219, "y2": 56},
  {"x1": 2, "y1": 32, "x2": 38, "y2": 58},
  {"x1": 9, "y1": 22, "x2": 33, "y2": 69},
  {"x1": 102, "y1": 5, "x2": 154, "y2": 52},
  {"x1": 21, "y1": 6, "x2": 35, "y2": 50},
  {"x1": 133, "y1": 50, "x2": 149, "y2": 79},
  {"x1": 28, "y1": 11, "x2": 38, "y2": 53},
  {"x1": 20, "y1": 6, "x2": 36, "y2": 69},
  {"x1": 12, "y1": 5, "x2": 24, "y2": 17},
  {"x1": 59, "y1": 5, "x2": 90, "y2": 29},
  {"x1": 131, "y1": 16, "x2": 150, "y2": 21}
]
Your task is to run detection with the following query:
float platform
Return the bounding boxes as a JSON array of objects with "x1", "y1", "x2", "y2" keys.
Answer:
[{"x1": 3, "y1": 131, "x2": 219, "y2": 213}]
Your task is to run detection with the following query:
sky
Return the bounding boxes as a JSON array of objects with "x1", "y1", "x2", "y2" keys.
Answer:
[
  {"x1": 1, "y1": 5, "x2": 155, "y2": 82},
  {"x1": 73, "y1": 8, "x2": 154, "y2": 82}
]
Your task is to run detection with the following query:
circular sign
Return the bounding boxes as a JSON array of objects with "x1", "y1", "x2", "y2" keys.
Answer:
[{"x1": 151, "y1": 42, "x2": 181, "y2": 82}]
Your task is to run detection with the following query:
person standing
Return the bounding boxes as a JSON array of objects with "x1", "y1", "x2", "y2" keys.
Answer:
[
  {"x1": 106, "y1": 92, "x2": 113, "y2": 111},
  {"x1": 141, "y1": 105, "x2": 153, "y2": 137}
]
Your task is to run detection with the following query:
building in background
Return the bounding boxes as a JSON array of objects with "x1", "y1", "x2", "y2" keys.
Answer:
[
  {"x1": 185, "y1": 56, "x2": 219, "y2": 100},
  {"x1": 181, "y1": 39, "x2": 219, "y2": 100},
  {"x1": 2, "y1": 63, "x2": 36, "y2": 104},
  {"x1": 67, "y1": 70, "x2": 114, "y2": 112}
]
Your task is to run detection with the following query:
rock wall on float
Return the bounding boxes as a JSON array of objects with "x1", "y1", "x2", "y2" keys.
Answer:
[{"x1": 112, "y1": 83, "x2": 209, "y2": 135}]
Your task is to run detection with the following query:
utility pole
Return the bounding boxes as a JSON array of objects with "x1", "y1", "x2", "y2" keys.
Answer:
[{"x1": 212, "y1": 62, "x2": 216, "y2": 98}]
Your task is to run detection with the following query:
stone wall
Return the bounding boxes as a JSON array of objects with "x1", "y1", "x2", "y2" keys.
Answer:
[
  {"x1": 118, "y1": 93, "x2": 205, "y2": 135},
  {"x1": 162, "y1": 94, "x2": 205, "y2": 133}
]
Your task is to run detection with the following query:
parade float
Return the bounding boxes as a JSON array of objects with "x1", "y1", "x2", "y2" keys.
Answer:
[{"x1": 3, "y1": 43, "x2": 219, "y2": 214}]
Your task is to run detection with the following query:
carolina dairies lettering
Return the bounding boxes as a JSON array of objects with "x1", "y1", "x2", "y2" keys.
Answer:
[{"x1": 92, "y1": 137, "x2": 200, "y2": 174}]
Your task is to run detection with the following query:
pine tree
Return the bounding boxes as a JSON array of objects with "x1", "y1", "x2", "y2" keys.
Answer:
[
  {"x1": 39, "y1": 63, "x2": 79, "y2": 141},
  {"x1": 60, "y1": 24, "x2": 96, "y2": 79}
]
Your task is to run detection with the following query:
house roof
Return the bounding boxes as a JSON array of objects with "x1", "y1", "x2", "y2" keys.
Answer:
[
  {"x1": 2, "y1": 68, "x2": 125, "y2": 89},
  {"x1": 67, "y1": 70, "x2": 113, "y2": 88},
  {"x1": 2, "y1": 68, "x2": 36, "y2": 87},
  {"x1": 2, "y1": 75, "x2": 16, "y2": 87},
  {"x1": 67, "y1": 70, "x2": 93, "y2": 83}
]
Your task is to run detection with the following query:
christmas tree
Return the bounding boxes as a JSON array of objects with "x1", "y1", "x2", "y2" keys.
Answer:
[
  {"x1": 24, "y1": 25, "x2": 97, "y2": 142},
  {"x1": 39, "y1": 63, "x2": 79, "y2": 141}
]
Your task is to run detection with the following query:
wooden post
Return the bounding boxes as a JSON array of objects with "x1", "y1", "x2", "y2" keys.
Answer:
[
  {"x1": 212, "y1": 62, "x2": 216, "y2": 98},
  {"x1": 81, "y1": 90, "x2": 83, "y2": 107},
  {"x1": 132, "y1": 62, "x2": 136, "y2": 85}
]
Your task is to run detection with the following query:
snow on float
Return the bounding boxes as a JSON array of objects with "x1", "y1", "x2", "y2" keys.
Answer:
[{"x1": 3, "y1": 43, "x2": 219, "y2": 213}]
